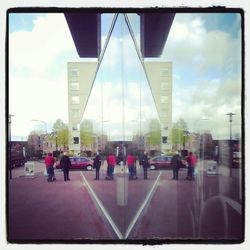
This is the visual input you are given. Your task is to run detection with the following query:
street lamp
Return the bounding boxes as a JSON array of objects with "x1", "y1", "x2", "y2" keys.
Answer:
[{"x1": 226, "y1": 112, "x2": 236, "y2": 177}]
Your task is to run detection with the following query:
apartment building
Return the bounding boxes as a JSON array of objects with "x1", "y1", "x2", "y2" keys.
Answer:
[
  {"x1": 144, "y1": 61, "x2": 172, "y2": 152},
  {"x1": 67, "y1": 62, "x2": 98, "y2": 154}
]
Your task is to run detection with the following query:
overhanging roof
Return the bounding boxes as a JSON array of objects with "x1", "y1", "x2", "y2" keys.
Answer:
[
  {"x1": 64, "y1": 13, "x2": 101, "y2": 58},
  {"x1": 140, "y1": 13, "x2": 175, "y2": 57},
  {"x1": 64, "y1": 12, "x2": 175, "y2": 58}
]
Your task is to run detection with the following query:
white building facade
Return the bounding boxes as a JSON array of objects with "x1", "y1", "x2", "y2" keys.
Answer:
[
  {"x1": 67, "y1": 62, "x2": 98, "y2": 154},
  {"x1": 144, "y1": 61, "x2": 172, "y2": 153},
  {"x1": 67, "y1": 61, "x2": 172, "y2": 154}
]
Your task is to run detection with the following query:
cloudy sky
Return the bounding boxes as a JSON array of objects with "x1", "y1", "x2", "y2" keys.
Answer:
[{"x1": 8, "y1": 11, "x2": 242, "y2": 141}]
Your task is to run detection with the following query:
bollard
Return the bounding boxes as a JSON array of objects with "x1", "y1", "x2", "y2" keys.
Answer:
[
  {"x1": 24, "y1": 161, "x2": 35, "y2": 177},
  {"x1": 116, "y1": 161, "x2": 128, "y2": 206}
]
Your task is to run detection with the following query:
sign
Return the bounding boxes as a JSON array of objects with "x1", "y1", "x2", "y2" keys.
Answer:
[
  {"x1": 24, "y1": 162, "x2": 35, "y2": 177},
  {"x1": 206, "y1": 160, "x2": 218, "y2": 175}
]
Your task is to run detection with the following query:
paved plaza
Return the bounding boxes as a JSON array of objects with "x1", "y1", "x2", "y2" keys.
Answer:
[{"x1": 7, "y1": 161, "x2": 243, "y2": 243}]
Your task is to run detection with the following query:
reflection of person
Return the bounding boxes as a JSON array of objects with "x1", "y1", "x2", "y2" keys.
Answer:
[
  {"x1": 106, "y1": 153, "x2": 116, "y2": 180},
  {"x1": 60, "y1": 152, "x2": 71, "y2": 181},
  {"x1": 44, "y1": 152, "x2": 56, "y2": 182},
  {"x1": 186, "y1": 152, "x2": 197, "y2": 180},
  {"x1": 126, "y1": 153, "x2": 137, "y2": 180},
  {"x1": 171, "y1": 151, "x2": 181, "y2": 180},
  {"x1": 141, "y1": 151, "x2": 149, "y2": 180},
  {"x1": 94, "y1": 151, "x2": 102, "y2": 180}
]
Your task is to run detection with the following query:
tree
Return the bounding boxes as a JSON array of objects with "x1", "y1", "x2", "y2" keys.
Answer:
[
  {"x1": 171, "y1": 118, "x2": 190, "y2": 150},
  {"x1": 50, "y1": 119, "x2": 69, "y2": 150},
  {"x1": 147, "y1": 119, "x2": 161, "y2": 147},
  {"x1": 80, "y1": 120, "x2": 94, "y2": 149}
]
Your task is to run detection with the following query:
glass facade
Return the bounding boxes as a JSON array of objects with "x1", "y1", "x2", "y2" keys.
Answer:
[{"x1": 8, "y1": 11, "x2": 243, "y2": 243}]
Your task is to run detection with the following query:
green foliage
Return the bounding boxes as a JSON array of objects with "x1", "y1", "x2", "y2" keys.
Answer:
[
  {"x1": 51, "y1": 119, "x2": 69, "y2": 148},
  {"x1": 80, "y1": 120, "x2": 94, "y2": 147},
  {"x1": 171, "y1": 118, "x2": 190, "y2": 149},
  {"x1": 147, "y1": 119, "x2": 161, "y2": 146}
]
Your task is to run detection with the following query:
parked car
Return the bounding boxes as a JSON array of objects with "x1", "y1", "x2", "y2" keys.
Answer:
[
  {"x1": 56, "y1": 156, "x2": 94, "y2": 171},
  {"x1": 148, "y1": 155, "x2": 187, "y2": 170}
]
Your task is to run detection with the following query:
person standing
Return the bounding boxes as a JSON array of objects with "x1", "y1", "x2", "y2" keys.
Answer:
[
  {"x1": 60, "y1": 152, "x2": 71, "y2": 181},
  {"x1": 126, "y1": 152, "x2": 137, "y2": 180},
  {"x1": 141, "y1": 151, "x2": 149, "y2": 180},
  {"x1": 106, "y1": 153, "x2": 116, "y2": 180},
  {"x1": 44, "y1": 152, "x2": 56, "y2": 182},
  {"x1": 171, "y1": 151, "x2": 181, "y2": 180},
  {"x1": 94, "y1": 151, "x2": 102, "y2": 180},
  {"x1": 186, "y1": 152, "x2": 197, "y2": 180}
]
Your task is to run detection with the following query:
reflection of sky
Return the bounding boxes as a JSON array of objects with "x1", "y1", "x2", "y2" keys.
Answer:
[
  {"x1": 9, "y1": 12, "x2": 242, "y2": 141},
  {"x1": 83, "y1": 14, "x2": 158, "y2": 141},
  {"x1": 9, "y1": 13, "x2": 46, "y2": 32}
]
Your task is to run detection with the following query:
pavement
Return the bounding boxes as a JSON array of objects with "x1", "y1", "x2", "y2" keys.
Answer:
[{"x1": 7, "y1": 160, "x2": 244, "y2": 243}]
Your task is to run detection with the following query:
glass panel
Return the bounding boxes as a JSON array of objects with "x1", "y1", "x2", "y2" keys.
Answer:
[
  {"x1": 81, "y1": 13, "x2": 161, "y2": 237},
  {"x1": 8, "y1": 10, "x2": 243, "y2": 243}
]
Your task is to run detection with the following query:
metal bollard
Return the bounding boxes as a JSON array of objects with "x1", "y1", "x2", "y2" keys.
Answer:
[{"x1": 116, "y1": 161, "x2": 128, "y2": 206}]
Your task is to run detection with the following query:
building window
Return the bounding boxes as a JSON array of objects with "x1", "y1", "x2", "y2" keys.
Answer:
[
  {"x1": 71, "y1": 68, "x2": 79, "y2": 77},
  {"x1": 72, "y1": 96, "x2": 80, "y2": 104},
  {"x1": 162, "y1": 136, "x2": 168, "y2": 144},
  {"x1": 71, "y1": 82, "x2": 79, "y2": 90},
  {"x1": 72, "y1": 109, "x2": 79, "y2": 119},
  {"x1": 161, "y1": 82, "x2": 168, "y2": 90},
  {"x1": 72, "y1": 124, "x2": 80, "y2": 131},
  {"x1": 162, "y1": 126, "x2": 168, "y2": 131},
  {"x1": 73, "y1": 137, "x2": 79, "y2": 144},
  {"x1": 161, "y1": 96, "x2": 168, "y2": 104},
  {"x1": 161, "y1": 68, "x2": 168, "y2": 77}
]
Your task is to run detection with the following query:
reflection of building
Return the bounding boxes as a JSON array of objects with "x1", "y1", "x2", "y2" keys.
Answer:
[
  {"x1": 97, "y1": 134, "x2": 108, "y2": 153},
  {"x1": 132, "y1": 135, "x2": 145, "y2": 151},
  {"x1": 67, "y1": 62, "x2": 98, "y2": 154},
  {"x1": 28, "y1": 134, "x2": 57, "y2": 154},
  {"x1": 144, "y1": 61, "x2": 172, "y2": 152},
  {"x1": 68, "y1": 61, "x2": 172, "y2": 154},
  {"x1": 65, "y1": 14, "x2": 175, "y2": 154},
  {"x1": 28, "y1": 134, "x2": 45, "y2": 153}
]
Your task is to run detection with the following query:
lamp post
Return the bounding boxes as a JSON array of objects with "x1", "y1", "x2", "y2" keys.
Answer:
[
  {"x1": 8, "y1": 114, "x2": 15, "y2": 179},
  {"x1": 226, "y1": 112, "x2": 236, "y2": 177}
]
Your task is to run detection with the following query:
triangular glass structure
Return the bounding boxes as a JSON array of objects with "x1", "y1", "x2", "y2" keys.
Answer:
[{"x1": 80, "y1": 13, "x2": 162, "y2": 239}]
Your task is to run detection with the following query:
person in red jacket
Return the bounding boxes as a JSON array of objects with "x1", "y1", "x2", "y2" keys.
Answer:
[
  {"x1": 44, "y1": 152, "x2": 56, "y2": 182},
  {"x1": 126, "y1": 153, "x2": 137, "y2": 180},
  {"x1": 186, "y1": 152, "x2": 197, "y2": 180},
  {"x1": 106, "y1": 153, "x2": 116, "y2": 180}
]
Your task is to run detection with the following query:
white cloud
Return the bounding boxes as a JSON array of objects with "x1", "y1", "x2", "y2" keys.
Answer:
[
  {"x1": 163, "y1": 14, "x2": 242, "y2": 139},
  {"x1": 9, "y1": 14, "x2": 78, "y2": 138},
  {"x1": 9, "y1": 12, "x2": 242, "y2": 142}
]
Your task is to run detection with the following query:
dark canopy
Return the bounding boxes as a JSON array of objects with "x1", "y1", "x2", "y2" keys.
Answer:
[{"x1": 64, "y1": 12, "x2": 175, "y2": 58}]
